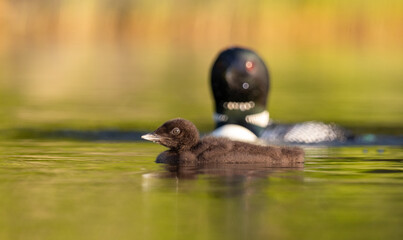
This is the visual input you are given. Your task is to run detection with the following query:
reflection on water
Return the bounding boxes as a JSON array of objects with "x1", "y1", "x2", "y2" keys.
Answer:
[
  {"x1": 141, "y1": 163, "x2": 306, "y2": 240},
  {"x1": 143, "y1": 163, "x2": 303, "y2": 181},
  {"x1": 141, "y1": 166, "x2": 305, "y2": 240},
  {"x1": 2, "y1": 140, "x2": 400, "y2": 240}
]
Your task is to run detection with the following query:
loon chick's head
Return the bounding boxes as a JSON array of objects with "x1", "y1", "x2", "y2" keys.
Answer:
[
  {"x1": 211, "y1": 47, "x2": 270, "y2": 137},
  {"x1": 141, "y1": 118, "x2": 199, "y2": 151}
]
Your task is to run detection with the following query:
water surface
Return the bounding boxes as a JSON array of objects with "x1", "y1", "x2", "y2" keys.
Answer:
[{"x1": 0, "y1": 140, "x2": 401, "y2": 240}]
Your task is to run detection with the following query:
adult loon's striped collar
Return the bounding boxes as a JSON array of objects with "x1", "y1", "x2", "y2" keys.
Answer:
[
  {"x1": 213, "y1": 111, "x2": 270, "y2": 141},
  {"x1": 213, "y1": 110, "x2": 270, "y2": 128}
]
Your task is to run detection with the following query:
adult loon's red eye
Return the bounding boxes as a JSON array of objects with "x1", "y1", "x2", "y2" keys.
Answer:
[{"x1": 245, "y1": 61, "x2": 254, "y2": 72}]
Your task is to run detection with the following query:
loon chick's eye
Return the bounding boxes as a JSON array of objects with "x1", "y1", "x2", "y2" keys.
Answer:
[
  {"x1": 245, "y1": 60, "x2": 254, "y2": 72},
  {"x1": 171, "y1": 127, "x2": 181, "y2": 135}
]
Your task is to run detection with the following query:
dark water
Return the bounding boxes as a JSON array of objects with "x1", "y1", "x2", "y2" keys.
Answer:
[{"x1": 0, "y1": 138, "x2": 402, "y2": 240}]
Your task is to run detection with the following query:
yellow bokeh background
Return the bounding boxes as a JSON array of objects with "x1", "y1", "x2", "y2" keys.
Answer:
[{"x1": 0, "y1": 0, "x2": 402, "y2": 130}]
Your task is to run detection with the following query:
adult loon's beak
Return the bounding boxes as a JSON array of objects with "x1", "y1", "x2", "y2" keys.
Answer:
[{"x1": 141, "y1": 133, "x2": 162, "y2": 143}]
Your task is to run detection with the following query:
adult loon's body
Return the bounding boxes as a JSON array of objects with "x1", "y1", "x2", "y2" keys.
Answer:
[
  {"x1": 210, "y1": 47, "x2": 352, "y2": 144},
  {"x1": 212, "y1": 121, "x2": 351, "y2": 144}
]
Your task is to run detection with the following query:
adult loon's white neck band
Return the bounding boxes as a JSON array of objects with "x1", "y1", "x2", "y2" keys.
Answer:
[{"x1": 213, "y1": 110, "x2": 270, "y2": 128}]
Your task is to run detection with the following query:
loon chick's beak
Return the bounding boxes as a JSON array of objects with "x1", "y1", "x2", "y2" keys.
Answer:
[{"x1": 141, "y1": 133, "x2": 161, "y2": 143}]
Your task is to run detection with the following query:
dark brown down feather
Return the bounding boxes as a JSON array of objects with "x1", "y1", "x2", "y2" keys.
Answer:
[{"x1": 142, "y1": 118, "x2": 305, "y2": 165}]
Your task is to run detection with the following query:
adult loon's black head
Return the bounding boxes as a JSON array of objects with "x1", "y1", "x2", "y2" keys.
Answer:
[
  {"x1": 141, "y1": 118, "x2": 199, "y2": 151},
  {"x1": 210, "y1": 47, "x2": 270, "y2": 137}
]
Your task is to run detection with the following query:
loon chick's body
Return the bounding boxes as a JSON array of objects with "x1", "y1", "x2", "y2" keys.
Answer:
[{"x1": 141, "y1": 118, "x2": 305, "y2": 165}]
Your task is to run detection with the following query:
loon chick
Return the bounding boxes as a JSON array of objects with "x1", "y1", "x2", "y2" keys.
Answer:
[
  {"x1": 210, "y1": 46, "x2": 351, "y2": 143},
  {"x1": 141, "y1": 118, "x2": 305, "y2": 165}
]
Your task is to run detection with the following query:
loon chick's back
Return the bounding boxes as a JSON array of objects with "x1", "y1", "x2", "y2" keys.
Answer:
[{"x1": 141, "y1": 118, "x2": 305, "y2": 165}]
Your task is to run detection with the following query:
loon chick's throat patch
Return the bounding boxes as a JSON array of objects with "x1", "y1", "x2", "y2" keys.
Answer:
[{"x1": 223, "y1": 101, "x2": 255, "y2": 111}]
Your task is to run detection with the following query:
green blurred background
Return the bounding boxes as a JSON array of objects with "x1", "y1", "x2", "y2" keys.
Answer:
[{"x1": 0, "y1": 0, "x2": 402, "y2": 133}]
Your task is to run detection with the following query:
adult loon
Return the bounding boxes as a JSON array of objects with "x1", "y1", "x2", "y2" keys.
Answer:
[{"x1": 210, "y1": 47, "x2": 352, "y2": 144}]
